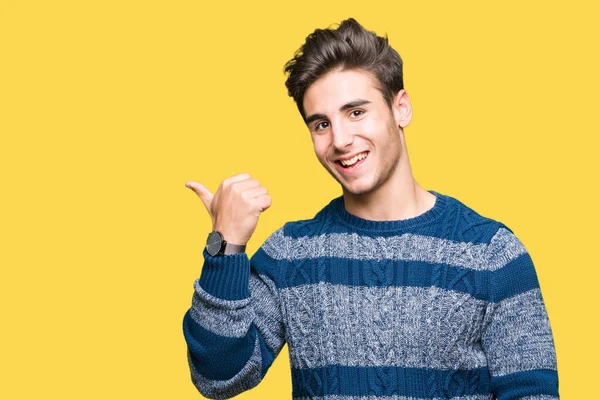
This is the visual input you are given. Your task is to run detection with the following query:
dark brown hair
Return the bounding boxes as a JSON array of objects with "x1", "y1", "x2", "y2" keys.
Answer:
[{"x1": 283, "y1": 18, "x2": 404, "y2": 122}]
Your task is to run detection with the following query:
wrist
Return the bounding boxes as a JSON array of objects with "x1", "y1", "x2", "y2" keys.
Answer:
[
  {"x1": 213, "y1": 224, "x2": 247, "y2": 244},
  {"x1": 205, "y1": 230, "x2": 246, "y2": 256}
]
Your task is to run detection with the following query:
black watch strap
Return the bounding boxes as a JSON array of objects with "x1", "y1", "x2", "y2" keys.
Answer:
[{"x1": 223, "y1": 242, "x2": 246, "y2": 255}]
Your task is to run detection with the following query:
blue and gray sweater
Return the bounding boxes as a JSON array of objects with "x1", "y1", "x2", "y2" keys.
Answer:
[{"x1": 182, "y1": 190, "x2": 559, "y2": 399}]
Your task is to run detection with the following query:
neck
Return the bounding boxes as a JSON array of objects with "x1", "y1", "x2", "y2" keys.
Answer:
[{"x1": 341, "y1": 141, "x2": 435, "y2": 222}]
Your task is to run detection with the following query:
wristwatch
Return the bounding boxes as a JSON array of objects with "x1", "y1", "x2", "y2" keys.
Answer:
[{"x1": 205, "y1": 231, "x2": 246, "y2": 256}]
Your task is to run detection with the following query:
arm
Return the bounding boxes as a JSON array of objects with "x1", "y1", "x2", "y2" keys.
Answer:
[
  {"x1": 182, "y1": 228, "x2": 286, "y2": 399},
  {"x1": 481, "y1": 225, "x2": 559, "y2": 399},
  {"x1": 182, "y1": 173, "x2": 282, "y2": 398}
]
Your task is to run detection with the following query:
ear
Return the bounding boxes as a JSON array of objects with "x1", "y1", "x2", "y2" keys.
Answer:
[{"x1": 391, "y1": 89, "x2": 413, "y2": 128}]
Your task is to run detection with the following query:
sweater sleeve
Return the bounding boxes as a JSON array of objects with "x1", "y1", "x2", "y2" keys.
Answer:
[
  {"x1": 481, "y1": 225, "x2": 559, "y2": 400},
  {"x1": 182, "y1": 226, "x2": 287, "y2": 399}
]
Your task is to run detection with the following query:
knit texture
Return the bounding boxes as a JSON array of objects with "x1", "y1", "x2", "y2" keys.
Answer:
[{"x1": 182, "y1": 190, "x2": 559, "y2": 399}]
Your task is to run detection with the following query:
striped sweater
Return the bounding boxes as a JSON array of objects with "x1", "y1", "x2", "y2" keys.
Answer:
[{"x1": 182, "y1": 190, "x2": 559, "y2": 399}]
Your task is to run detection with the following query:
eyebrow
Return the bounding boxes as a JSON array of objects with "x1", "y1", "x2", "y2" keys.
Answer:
[{"x1": 305, "y1": 99, "x2": 372, "y2": 126}]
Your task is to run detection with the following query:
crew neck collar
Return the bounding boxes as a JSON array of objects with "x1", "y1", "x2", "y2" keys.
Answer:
[{"x1": 330, "y1": 190, "x2": 449, "y2": 232}]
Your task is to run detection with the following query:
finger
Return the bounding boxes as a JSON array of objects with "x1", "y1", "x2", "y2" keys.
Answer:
[
  {"x1": 185, "y1": 181, "x2": 214, "y2": 214},
  {"x1": 231, "y1": 179, "x2": 260, "y2": 193},
  {"x1": 254, "y1": 194, "x2": 272, "y2": 212},
  {"x1": 222, "y1": 173, "x2": 252, "y2": 187},
  {"x1": 243, "y1": 186, "x2": 267, "y2": 200}
]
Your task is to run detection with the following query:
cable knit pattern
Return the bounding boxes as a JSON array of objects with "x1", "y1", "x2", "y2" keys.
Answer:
[{"x1": 182, "y1": 190, "x2": 560, "y2": 399}]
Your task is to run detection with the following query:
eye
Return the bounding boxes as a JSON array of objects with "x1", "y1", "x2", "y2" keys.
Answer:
[
  {"x1": 350, "y1": 109, "x2": 364, "y2": 118},
  {"x1": 315, "y1": 121, "x2": 330, "y2": 132}
]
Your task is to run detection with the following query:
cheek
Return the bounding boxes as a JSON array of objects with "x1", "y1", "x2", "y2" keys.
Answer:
[
  {"x1": 362, "y1": 117, "x2": 380, "y2": 130},
  {"x1": 359, "y1": 116, "x2": 387, "y2": 141},
  {"x1": 312, "y1": 137, "x2": 329, "y2": 160},
  {"x1": 382, "y1": 131, "x2": 402, "y2": 166}
]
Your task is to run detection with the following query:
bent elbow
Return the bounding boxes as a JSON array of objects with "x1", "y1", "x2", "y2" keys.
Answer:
[{"x1": 186, "y1": 338, "x2": 264, "y2": 399}]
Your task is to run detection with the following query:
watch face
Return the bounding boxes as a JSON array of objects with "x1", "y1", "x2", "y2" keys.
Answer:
[{"x1": 206, "y1": 231, "x2": 223, "y2": 256}]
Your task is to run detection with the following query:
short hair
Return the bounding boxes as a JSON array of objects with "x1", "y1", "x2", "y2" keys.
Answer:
[{"x1": 283, "y1": 18, "x2": 404, "y2": 122}]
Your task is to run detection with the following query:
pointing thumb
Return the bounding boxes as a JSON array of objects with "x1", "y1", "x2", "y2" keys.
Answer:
[{"x1": 185, "y1": 181, "x2": 214, "y2": 215}]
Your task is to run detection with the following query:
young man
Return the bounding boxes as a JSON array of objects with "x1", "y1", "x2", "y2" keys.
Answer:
[{"x1": 182, "y1": 18, "x2": 559, "y2": 399}]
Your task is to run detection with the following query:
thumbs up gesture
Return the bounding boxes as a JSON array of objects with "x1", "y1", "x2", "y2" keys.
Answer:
[{"x1": 185, "y1": 173, "x2": 272, "y2": 246}]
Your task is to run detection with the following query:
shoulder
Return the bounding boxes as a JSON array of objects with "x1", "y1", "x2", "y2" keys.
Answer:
[
  {"x1": 253, "y1": 196, "x2": 337, "y2": 259},
  {"x1": 249, "y1": 199, "x2": 337, "y2": 283},
  {"x1": 441, "y1": 192, "x2": 530, "y2": 271},
  {"x1": 254, "y1": 197, "x2": 341, "y2": 264},
  {"x1": 281, "y1": 196, "x2": 340, "y2": 239},
  {"x1": 437, "y1": 191, "x2": 513, "y2": 246},
  {"x1": 484, "y1": 224, "x2": 529, "y2": 273}
]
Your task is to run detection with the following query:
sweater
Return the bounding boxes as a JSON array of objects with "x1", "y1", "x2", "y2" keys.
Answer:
[{"x1": 182, "y1": 190, "x2": 560, "y2": 399}]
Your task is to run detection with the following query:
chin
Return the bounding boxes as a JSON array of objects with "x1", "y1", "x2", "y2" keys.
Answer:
[
  {"x1": 341, "y1": 179, "x2": 377, "y2": 197},
  {"x1": 323, "y1": 165, "x2": 377, "y2": 196}
]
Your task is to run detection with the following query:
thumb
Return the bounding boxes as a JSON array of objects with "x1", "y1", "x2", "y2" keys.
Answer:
[{"x1": 185, "y1": 181, "x2": 214, "y2": 215}]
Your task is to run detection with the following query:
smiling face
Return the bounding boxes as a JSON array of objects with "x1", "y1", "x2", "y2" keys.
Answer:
[{"x1": 302, "y1": 67, "x2": 412, "y2": 198}]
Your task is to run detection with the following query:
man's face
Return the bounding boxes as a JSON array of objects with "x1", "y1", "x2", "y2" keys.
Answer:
[{"x1": 302, "y1": 68, "x2": 408, "y2": 197}]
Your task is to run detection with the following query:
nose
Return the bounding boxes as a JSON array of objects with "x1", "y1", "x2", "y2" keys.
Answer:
[{"x1": 331, "y1": 122, "x2": 354, "y2": 151}]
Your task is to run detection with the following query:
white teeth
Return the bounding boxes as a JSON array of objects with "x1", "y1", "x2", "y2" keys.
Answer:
[{"x1": 340, "y1": 152, "x2": 368, "y2": 167}]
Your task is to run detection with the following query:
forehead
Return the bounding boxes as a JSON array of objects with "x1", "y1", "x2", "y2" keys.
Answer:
[{"x1": 303, "y1": 68, "x2": 382, "y2": 115}]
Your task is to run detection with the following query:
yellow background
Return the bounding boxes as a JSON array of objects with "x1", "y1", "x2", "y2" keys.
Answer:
[{"x1": 1, "y1": 0, "x2": 597, "y2": 398}]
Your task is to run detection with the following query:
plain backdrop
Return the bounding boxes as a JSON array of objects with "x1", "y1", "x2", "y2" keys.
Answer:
[{"x1": 1, "y1": 1, "x2": 598, "y2": 398}]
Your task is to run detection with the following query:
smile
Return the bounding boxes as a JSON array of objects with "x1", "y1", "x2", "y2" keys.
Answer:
[{"x1": 335, "y1": 151, "x2": 369, "y2": 173}]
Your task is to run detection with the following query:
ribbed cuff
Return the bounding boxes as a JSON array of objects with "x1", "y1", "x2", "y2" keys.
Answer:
[{"x1": 198, "y1": 248, "x2": 251, "y2": 301}]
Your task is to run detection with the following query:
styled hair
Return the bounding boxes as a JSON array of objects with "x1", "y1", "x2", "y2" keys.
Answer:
[{"x1": 283, "y1": 18, "x2": 404, "y2": 121}]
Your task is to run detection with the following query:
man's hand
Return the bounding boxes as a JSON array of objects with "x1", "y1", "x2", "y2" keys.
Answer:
[{"x1": 185, "y1": 173, "x2": 272, "y2": 246}]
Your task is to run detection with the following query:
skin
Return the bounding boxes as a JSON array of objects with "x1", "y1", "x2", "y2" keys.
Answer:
[
  {"x1": 185, "y1": 67, "x2": 436, "y2": 247},
  {"x1": 302, "y1": 67, "x2": 436, "y2": 221},
  {"x1": 185, "y1": 173, "x2": 270, "y2": 246}
]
